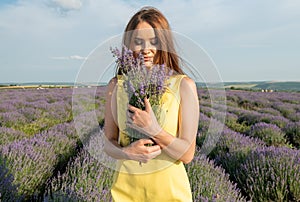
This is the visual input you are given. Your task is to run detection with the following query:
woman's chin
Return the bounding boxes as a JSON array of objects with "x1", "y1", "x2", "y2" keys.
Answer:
[{"x1": 144, "y1": 61, "x2": 153, "y2": 69}]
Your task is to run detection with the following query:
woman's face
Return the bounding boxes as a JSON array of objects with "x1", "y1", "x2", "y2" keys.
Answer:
[{"x1": 130, "y1": 21, "x2": 159, "y2": 68}]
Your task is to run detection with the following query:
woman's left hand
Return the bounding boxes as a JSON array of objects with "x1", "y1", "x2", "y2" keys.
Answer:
[{"x1": 126, "y1": 98, "x2": 162, "y2": 137}]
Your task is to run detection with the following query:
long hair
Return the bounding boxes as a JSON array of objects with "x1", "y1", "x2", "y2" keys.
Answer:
[{"x1": 116, "y1": 6, "x2": 183, "y2": 76}]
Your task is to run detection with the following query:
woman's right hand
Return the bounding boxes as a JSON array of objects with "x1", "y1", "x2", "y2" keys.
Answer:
[{"x1": 122, "y1": 139, "x2": 161, "y2": 163}]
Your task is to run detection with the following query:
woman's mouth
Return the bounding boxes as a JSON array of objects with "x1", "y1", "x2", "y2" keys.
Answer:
[{"x1": 143, "y1": 57, "x2": 152, "y2": 62}]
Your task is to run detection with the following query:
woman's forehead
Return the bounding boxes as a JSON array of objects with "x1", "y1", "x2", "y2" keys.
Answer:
[
  {"x1": 132, "y1": 22, "x2": 156, "y2": 39},
  {"x1": 132, "y1": 28, "x2": 156, "y2": 40}
]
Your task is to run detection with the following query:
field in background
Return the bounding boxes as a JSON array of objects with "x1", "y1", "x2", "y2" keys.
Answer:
[{"x1": 0, "y1": 86, "x2": 299, "y2": 201}]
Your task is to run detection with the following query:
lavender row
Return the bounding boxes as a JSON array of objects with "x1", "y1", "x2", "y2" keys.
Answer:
[
  {"x1": 0, "y1": 134, "x2": 57, "y2": 199},
  {"x1": 218, "y1": 146, "x2": 300, "y2": 201},
  {"x1": 45, "y1": 148, "x2": 114, "y2": 201},
  {"x1": 0, "y1": 87, "x2": 106, "y2": 136},
  {"x1": 199, "y1": 100, "x2": 299, "y2": 148},
  {"x1": 197, "y1": 112, "x2": 265, "y2": 152},
  {"x1": 248, "y1": 122, "x2": 289, "y2": 147},
  {"x1": 0, "y1": 122, "x2": 80, "y2": 200},
  {"x1": 186, "y1": 147, "x2": 246, "y2": 202},
  {"x1": 198, "y1": 113, "x2": 300, "y2": 201},
  {"x1": 0, "y1": 156, "x2": 21, "y2": 201},
  {"x1": 225, "y1": 90, "x2": 300, "y2": 110},
  {"x1": 0, "y1": 89, "x2": 73, "y2": 136},
  {"x1": 236, "y1": 146, "x2": 300, "y2": 201},
  {"x1": 199, "y1": 89, "x2": 300, "y2": 122}
]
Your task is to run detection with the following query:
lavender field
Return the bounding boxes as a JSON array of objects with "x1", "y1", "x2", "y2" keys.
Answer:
[{"x1": 0, "y1": 87, "x2": 300, "y2": 201}]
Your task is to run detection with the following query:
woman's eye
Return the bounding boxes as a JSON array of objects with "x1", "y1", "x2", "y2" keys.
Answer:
[
  {"x1": 134, "y1": 39, "x2": 143, "y2": 45},
  {"x1": 151, "y1": 38, "x2": 158, "y2": 45}
]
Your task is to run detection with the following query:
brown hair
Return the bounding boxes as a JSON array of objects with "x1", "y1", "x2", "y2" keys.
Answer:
[{"x1": 116, "y1": 6, "x2": 184, "y2": 75}]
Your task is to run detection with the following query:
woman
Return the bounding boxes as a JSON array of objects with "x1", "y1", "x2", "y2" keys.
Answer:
[{"x1": 104, "y1": 6, "x2": 199, "y2": 202}]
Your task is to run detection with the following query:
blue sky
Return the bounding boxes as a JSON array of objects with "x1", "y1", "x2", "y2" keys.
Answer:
[{"x1": 0, "y1": 0, "x2": 299, "y2": 83}]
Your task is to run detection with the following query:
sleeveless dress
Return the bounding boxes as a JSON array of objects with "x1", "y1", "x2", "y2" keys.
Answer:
[{"x1": 111, "y1": 74, "x2": 193, "y2": 202}]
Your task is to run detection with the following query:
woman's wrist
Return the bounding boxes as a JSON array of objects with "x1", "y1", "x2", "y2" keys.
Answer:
[{"x1": 152, "y1": 129, "x2": 174, "y2": 149}]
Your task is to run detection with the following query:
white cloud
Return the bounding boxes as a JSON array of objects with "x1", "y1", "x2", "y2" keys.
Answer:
[
  {"x1": 70, "y1": 55, "x2": 87, "y2": 60},
  {"x1": 51, "y1": 55, "x2": 87, "y2": 60}
]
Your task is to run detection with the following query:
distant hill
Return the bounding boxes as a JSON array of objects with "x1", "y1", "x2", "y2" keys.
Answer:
[
  {"x1": 0, "y1": 82, "x2": 107, "y2": 89},
  {"x1": 223, "y1": 81, "x2": 300, "y2": 92}
]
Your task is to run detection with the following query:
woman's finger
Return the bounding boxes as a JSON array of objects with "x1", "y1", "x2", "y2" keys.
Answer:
[
  {"x1": 147, "y1": 146, "x2": 161, "y2": 155},
  {"x1": 144, "y1": 98, "x2": 151, "y2": 113},
  {"x1": 139, "y1": 138, "x2": 155, "y2": 145},
  {"x1": 149, "y1": 149, "x2": 161, "y2": 158},
  {"x1": 128, "y1": 104, "x2": 140, "y2": 113}
]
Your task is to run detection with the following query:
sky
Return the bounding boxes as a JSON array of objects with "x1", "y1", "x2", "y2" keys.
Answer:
[{"x1": 0, "y1": 0, "x2": 299, "y2": 83}]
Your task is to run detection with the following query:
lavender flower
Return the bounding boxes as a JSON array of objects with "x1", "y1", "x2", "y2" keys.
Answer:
[
  {"x1": 237, "y1": 146, "x2": 300, "y2": 201},
  {"x1": 248, "y1": 122, "x2": 287, "y2": 146},
  {"x1": 284, "y1": 121, "x2": 300, "y2": 148},
  {"x1": 185, "y1": 148, "x2": 246, "y2": 202},
  {"x1": 0, "y1": 127, "x2": 27, "y2": 147},
  {"x1": 1, "y1": 136, "x2": 57, "y2": 198},
  {"x1": 0, "y1": 157, "x2": 22, "y2": 201},
  {"x1": 46, "y1": 148, "x2": 114, "y2": 202},
  {"x1": 111, "y1": 46, "x2": 172, "y2": 143}
]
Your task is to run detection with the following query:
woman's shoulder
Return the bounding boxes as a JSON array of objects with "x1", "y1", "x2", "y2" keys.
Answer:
[
  {"x1": 170, "y1": 74, "x2": 195, "y2": 87},
  {"x1": 107, "y1": 76, "x2": 118, "y2": 89},
  {"x1": 181, "y1": 76, "x2": 196, "y2": 86},
  {"x1": 179, "y1": 76, "x2": 197, "y2": 95}
]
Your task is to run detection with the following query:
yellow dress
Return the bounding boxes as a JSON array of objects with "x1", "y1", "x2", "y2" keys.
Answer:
[{"x1": 111, "y1": 74, "x2": 193, "y2": 202}]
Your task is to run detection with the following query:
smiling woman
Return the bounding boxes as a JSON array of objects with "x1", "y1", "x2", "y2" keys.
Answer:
[
  {"x1": 120, "y1": 7, "x2": 184, "y2": 75},
  {"x1": 130, "y1": 21, "x2": 158, "y2": 68},
  {"x1": 104, "y1": 6, "x2": 199, "y2": 202}
]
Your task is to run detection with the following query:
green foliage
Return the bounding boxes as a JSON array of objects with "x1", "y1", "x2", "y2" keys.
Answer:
[
  {"x1": 248, "y1": 122, "x2": 287, "y2": 146},
  {"x1": 226, "y1": 120, "x2": 250, "y2": 134},
  {"x1": 14, "y1": 117, "x2": 61, "y2": 136},
  {"x1": 238, "y1": 100, "x2": 255, "y2": 110}
]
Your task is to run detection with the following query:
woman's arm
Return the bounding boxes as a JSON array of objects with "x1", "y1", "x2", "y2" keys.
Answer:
[
  {"x1": 103, "y1": 77, "x2": 125, "y2": 159},
  {"x1": 104, "y1": 77, "x2": 161, "y2": 163},
  {"x1": 127, "y1": 77, "x2": 199, "y2": 164},
  {"x1": 152, "y1": 77, "x2": 199, "y2": 164}
]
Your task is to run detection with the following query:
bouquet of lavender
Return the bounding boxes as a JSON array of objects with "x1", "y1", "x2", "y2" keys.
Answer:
[{"x1": 111, "y1": 46, "x2": 172, "y2": 143}]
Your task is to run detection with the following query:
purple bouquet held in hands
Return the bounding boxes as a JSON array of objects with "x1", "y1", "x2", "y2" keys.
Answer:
[{"x1": 111, "y1": 46, "x2": 172, "y2": 143}]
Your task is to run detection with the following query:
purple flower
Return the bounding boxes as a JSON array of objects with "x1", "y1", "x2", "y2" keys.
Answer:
[
  {"x1": 284, "y1": 121, "x2": 300, "y2": 148},
  {"x1": 46, "y1": 147, "x2": 113, "y2": 201},
  {"x1": 238, "y1": 146, "x2": 300, "y2": 201},
  {"x1": 248, "y1": 122, "x2": 287, "y2": 146},
  {"x1": 111, "y1": 46, "x2": 172, "y2": 143},
  {"x1": 185, "y1": 147, "x2": 246, "y2": 201}
]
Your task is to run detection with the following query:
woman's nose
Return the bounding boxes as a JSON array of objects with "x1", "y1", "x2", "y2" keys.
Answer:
[{"x1": 141, "y1": 41, "x2": 152, "y2": 53}]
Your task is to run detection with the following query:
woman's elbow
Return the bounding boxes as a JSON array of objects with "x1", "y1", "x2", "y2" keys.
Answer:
[
  {"x1": 181, "y1": 141, "x2": 196, "y2": 164},
  {"x1": 181, "y1": 153, "x2": 194, "y2": 164},
  {"x1": 181, "y1": 158, "x2": 193, "y2": 164}
]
